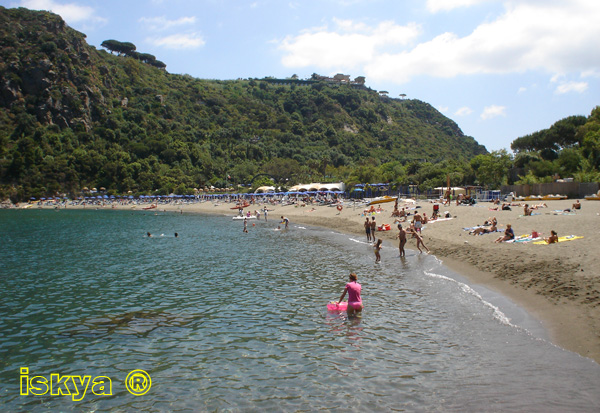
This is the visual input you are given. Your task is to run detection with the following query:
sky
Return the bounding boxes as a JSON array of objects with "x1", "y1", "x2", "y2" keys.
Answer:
[{"x1": 3, "y1": 0, "x2": 599, "y2": 152}]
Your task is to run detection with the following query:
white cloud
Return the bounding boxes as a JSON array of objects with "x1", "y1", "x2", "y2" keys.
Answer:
[
  {"x1": 148, "y1": 33, "x2": 206, "y2": 49},
  {"x1": 438, "y1": 105, "x2": 449, "y2": 113},
  {"x1": 481, "y1": 105, "x2": 506, "y2": 120},
  {"x1": 279, "y1": 19, "x2": 421, "y2": 69},
  {"x1": 517, "y1": 86, "x2": 527, "y2": 94},
  {"x1": 455, "y1": 106, "x2": 473, "y2": 116},
  {"x1": 554, "y1": 81, "x2": 588, "y2": 95},
  {"x1": 426, "y1": 0, "x2": 492, "y2": 13},
  {"x1": 366, "y1": 1, "x2": 600, "y2": 84},
  {"x1": 139, "y1": 16, "x2": 196, "y2": 31},
  {"x1": 19, "y1": 0, "x2": 96, "y2": 22},
  {"x1": 581, "y1": 69, "x2": 600, "y2": 78},
  {"x1": 278, "y1": 1, "x2": 600, "y2": 85}
]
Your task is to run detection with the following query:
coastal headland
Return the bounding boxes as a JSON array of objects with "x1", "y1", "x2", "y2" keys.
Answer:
[{"x1": 31, "y1": 197, "x2": 600, "y2": 364}]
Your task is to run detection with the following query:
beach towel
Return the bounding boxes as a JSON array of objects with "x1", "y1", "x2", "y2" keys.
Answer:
[
  {"x1": 508, "y1": 234, "x2": 543, "y2": 243},
  {"x1": 533, "y1": 235, "x2": 584, "y2": 245}
]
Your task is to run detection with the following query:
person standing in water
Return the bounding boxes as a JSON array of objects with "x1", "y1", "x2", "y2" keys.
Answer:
[
  {"x1": 396, "y1": 224, "x2": 407, "y2": 257},
  {"x1": 281, "y1": 216, "x2": 289, "y2": 229},
  {"x1": 338, "y1": 272, "x2": 363, "y2": 318},
  {"x1": 374, "y1": 238, "x2": 383, "y2": 262}
]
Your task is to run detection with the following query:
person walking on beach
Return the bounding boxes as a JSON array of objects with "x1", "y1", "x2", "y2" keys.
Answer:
[
  {"x1": 374, "y1": 238, "x2": 383, "y2": 262},
  {"x1": 413, "y1": 211, "x2": 423, "y2": 233},
  {"x1": 263, "y1": 206, "x2": 268, "y2": 221},
  {"x1": 337, "y1": 272, "x2": 363, "y2": 318},
  {"x1": 396, "y1": 224, "x2": 407, "y2": 257},
  {"x1": 409, "y1": 228, "x2": 429, "y2": 253},
  {"x1": 364, "y1": 217, "x2": 372, "y2": 242},
  {"x1": 370, "y1": 216, "x2": 377, "y2": 241}
]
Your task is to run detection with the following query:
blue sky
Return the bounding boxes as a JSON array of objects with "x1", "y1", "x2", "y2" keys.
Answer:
[{"x1": 4, "y1": 0, "x2": 599, "y2": 152}]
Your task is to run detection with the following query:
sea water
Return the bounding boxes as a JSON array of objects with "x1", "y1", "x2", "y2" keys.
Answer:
[{"x1": 0, "y1": 209, "x2": 599, "y2": 412}]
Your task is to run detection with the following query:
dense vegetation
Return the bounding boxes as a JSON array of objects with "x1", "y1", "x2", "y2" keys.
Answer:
[
  {"x1": 0, "y1": 7, "x2": 597, "y2": 202},
  {"x1": 509, "y1": 112, "x2": 600, "y2": 184}
]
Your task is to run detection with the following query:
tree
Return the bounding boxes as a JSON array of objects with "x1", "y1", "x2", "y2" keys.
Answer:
[{"x1": 470, "y1": 150, "x2": 513, "y2": 188}]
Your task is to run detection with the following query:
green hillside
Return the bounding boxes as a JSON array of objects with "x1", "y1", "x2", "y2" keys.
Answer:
[{"x1": 0, "y1": 6, "x2": 488, "y2": 201}]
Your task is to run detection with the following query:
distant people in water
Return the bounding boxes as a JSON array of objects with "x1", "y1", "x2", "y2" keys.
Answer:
[
  {"x1": 338, "y1": 272, "x2": 363, "y2": 318},
  {"x1": 174, "y1": 232, "x2": 179, "y2": 238},
  {"x1": 147, "y1": 232, "x2": 152, "y2": 237}
]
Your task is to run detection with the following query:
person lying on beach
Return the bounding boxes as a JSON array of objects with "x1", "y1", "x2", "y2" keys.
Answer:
[
  {"x1": 338, "y1": 272, "x2": 363, "y2": 318},
  {"x1": 469, "y1": 223, "x2": 498, "y2": 235},
  {"x1": 495, "y1": 224, "x2": 515, "y2": 242},
  {"x1": 545, "y1": 230, "x2": 559, "y2": 244},
  {"x1": 523, "y1": 204, "x2": 532, "y2": 216},
  {"x1": 364, "y1": 205, "x2": 376, "y2": 214},
  {"x1": 501, "y1": 203, "x2": 512, "y2": 211},
  {"x1": 483, "y1": 217, "x2": 497, "y2": 227}
]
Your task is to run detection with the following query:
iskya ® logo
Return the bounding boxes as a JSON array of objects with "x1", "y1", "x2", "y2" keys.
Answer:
[{"x1": 20, "y1": 367, "x2": 152, "y2": 401}]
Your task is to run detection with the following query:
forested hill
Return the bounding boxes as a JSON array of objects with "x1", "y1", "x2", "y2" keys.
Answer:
[{"x1": 0, "y1": 6, "x2": 487, "y2": 200}]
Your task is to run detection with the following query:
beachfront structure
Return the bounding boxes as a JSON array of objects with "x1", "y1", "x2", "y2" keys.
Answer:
[
  {"x1": 289, "y1": 182, "x2": 346, "y2": 192},
  {"x1": 434, "y1": 187, "x2": 466, "y2": 197}
]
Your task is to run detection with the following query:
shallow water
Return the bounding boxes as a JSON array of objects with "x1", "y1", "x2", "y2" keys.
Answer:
[{"x1": 0, "y1": 209, "x2": 599, "y2": 412}]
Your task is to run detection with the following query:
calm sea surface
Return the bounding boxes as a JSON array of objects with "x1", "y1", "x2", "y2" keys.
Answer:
[{"x1": 0, "y1": 209, "x2": 599, "y2": 412}]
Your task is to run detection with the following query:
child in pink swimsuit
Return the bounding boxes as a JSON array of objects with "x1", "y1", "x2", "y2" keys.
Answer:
[{"x1": 338, "y1": 273, "x2": 363, "y2": 318}]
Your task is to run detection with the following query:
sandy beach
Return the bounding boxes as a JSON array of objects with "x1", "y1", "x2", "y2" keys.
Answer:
[{"x1": 31, "y1": 197, "x2": 600, "y2": 363}]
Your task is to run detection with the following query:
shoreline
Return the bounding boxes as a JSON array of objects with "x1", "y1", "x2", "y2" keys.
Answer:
[{"x1": 20, "y1": 197, "x2": 600, "y2": 363}]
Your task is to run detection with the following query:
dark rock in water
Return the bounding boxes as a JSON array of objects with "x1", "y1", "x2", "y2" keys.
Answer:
[{"x1": 61, "y1": 310, "x2": 194, "y2": 338}]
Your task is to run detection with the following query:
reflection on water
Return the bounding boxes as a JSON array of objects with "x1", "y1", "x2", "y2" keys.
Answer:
[{"x1": 0, "y1": 209, "x2": 599, "y2": 412}]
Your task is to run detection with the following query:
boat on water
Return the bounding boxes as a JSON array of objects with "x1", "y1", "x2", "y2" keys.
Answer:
[{"x1": 232, "y1": 215, "x2": 257, "y2": 220}]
